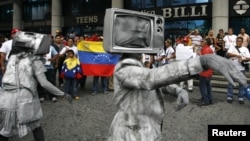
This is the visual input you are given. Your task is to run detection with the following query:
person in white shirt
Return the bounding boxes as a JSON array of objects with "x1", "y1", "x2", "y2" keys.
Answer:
[
  {"x1": 238, "y1": 27, "x2": 249, "y2": 48},
  {"x1": 226, "y1": 36, "x2": 250, "y2": 104},
  {"x1": 164, "y1": 39, "x2": 175, "y2": 64},
  {"x1": 59, "y1": 38, "x2": 78, "y2": 58},
  {"x1": 0, "y1": 28, "x2": 19, "y2": 74},
  {"x1": 223, "y1": 28, "x2": 237, "y2": 52},
  {"x1": 153, "y1": 47, "x2": 166, "y2": 68},
  {"x1": 175, "y1": 37, "x2": 196, "y2": 92}
]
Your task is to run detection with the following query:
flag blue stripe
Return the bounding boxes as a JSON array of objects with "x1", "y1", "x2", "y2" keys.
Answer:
[{"x1": 79, "y1": 51, "x2": 120, "y2": 65}]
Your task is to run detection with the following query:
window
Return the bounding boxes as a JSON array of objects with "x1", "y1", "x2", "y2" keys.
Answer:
[
  {"x1": 0, "y1": 4, "x2": 13, "y2": 21},
  {"x1": 229, "y1": 17, "x2": 250, "y2": 35},
  {"x1": 142, "y1": 0, "x2": 154, "y2": 8},
  {"x1": 126, "y1": 0, "x2": 212, "y2": 8},
  {"x1": 63, "y1": 0, "x2": 111, "y2": 16},
  {"x1": 23, "y1": 0, "x2": 51, "y2": 20},
  {"x1": 165, "y1": 20, "x2": 211, "y2": 41}
]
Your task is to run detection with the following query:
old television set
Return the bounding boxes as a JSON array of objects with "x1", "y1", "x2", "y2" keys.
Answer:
[
  {"x1": 12, "y1": 31, "x2": 51, "y2": 55},
  {"x1": 103, "y1": 8, "x2": 165, "y2": 54}
]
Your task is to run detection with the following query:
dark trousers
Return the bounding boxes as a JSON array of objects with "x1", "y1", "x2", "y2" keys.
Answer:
[
  {"x1": 199, "y1": 76, "x2": 212, "y2": 104},
  {"x1": 79, "y1": 75, "x2": 87, "y2": 88},
  {"x1": 64, "y1": 78, "x2": 79, "y2": 97},
  {"x1": 38, "y1": 69, "x2": 57, "y2": 99},
  {"x1": 92, "y1": 76, "x2": 108, "y2": 92}
]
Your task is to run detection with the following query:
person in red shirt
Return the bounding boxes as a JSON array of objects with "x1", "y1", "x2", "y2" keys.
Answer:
[{"x1": 198, "y1": 38, "x2": 214, "y2": 106}]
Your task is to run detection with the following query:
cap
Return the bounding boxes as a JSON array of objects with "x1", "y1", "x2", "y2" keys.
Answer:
[
  {"x1": 11, "y1": 28, "x2": 20, "y2": 34},
  {"x1": 183, "y1": 37, "x2": 189, "y2": 42}
]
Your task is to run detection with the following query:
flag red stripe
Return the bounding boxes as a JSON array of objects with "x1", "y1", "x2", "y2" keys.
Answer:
[{"x1": 81, "y1": 64, "x2": 115, "y2": 76}]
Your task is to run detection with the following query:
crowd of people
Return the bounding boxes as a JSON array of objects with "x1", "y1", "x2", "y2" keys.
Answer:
[
  {"x1": 0, "y1": 27, "x2": 249, "y2": 106},
  {"x1": 0, "y1": 29, "x2": 114, "y2": 103},
  {"x1": 0, "y1": 26, "x2": 249, "y2": 141},
  {"x1": 142, "y1": 27, "x2": 250, "y2": 106}
]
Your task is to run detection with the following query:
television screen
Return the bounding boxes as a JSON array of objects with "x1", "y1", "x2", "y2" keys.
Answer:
[
  {"x1": 103, "y1": 8, "x2": 164, "y2": 54},
  {"x1": 113, "y1": 15, "x2": 151, "y2": 48}
]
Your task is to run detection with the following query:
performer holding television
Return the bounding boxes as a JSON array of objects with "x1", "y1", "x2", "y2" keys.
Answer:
[{"x1": 103, "y1": 8, "x2": 247, "y2": 141}]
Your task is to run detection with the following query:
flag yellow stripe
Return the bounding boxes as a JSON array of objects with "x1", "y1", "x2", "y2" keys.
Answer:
[{"x1": 77, "y1": 41, "x2": 105, "y2": 53}]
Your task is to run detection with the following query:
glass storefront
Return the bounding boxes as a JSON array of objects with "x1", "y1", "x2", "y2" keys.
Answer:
[
  {"x1": 126, "y1": 0, "x2": 212, "y2": 9},
  {"x1": 125, "y1": 0, "x2": 212, "y2": 41},
  {"x1": 0, "y1": 4, "x2": 12, "y2": 21},
  {"x1": 62, "y1": 0, "x2": 111, "y2": 36},
  {"x1": 0, "y1": 4, "x2": 13, "y2": 37},
  {"x1": 165, "y1": 20, "x2": 211, "y2": 40},
  {"x1": 229, "y1": 0, "x2": 250, "y2": 35},
  {"x1": 22, "y1": 0, "x2": 51, "y2": 34},
  {"x1": 23, "y1": 0, "x2": 51, "y2": 20},
  {"x1": 229, "y1": 17, "x2": 250, "y2": 35}
]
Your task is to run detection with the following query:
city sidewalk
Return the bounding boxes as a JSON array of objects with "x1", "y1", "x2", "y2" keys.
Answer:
[{"x1": 10, "y1": 81, "x2": 250, "y2": 141}]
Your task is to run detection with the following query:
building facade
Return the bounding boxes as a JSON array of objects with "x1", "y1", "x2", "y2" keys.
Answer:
[{"x1": 0, "y1": 0, "x2": 249, "y2": 39}]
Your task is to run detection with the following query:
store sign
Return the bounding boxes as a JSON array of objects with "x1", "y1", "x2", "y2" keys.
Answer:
[
  {"x1": 23, "y1": 20, "x2": 51, "y2": 28},
  {"x1": 230, "y1": 0, "x2": 250, "y2": 16},
  {"x1": 140, "y1": 3, "x2": 212, "y2": 19},
  {"x1": 76, "y1": 16, "x2": 98, "y2": 24},
  {"x1": 162, "y1": 5, "x2": 207, "y2": 18},
  {"x1": 233, "y1": 0, "x2": 249, "y2": 15},
  {"x1": 64, "y1": 15, "x2": 103, "y2": 26}
]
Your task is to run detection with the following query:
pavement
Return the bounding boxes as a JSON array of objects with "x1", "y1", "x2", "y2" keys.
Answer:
[{"x1": 9, "y1": 76, "x2": 250, "y2": 141}]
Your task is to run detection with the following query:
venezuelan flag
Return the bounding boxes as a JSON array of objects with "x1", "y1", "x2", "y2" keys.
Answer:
[{"x1": 77, "y1": 41, "x2": 120, "y2": 76}]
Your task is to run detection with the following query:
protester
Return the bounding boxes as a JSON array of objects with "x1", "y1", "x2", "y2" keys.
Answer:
[
  {"x1": 186, "y1": 28, "x2": 203, "y2": 47},
  {"x1": 223, "y1": 27, "x2": 237, "y2": 55},
  {"x1": 198, "y1": 38, "x2": 214, "y2": 106},
  {"x1": 60, "y1": 50, "x2": 83, "y2": 100},
  {"x1": 215, "y1": 29, "x2": 225, "y2": 57},
  {"x1": 92, "y1": 76, "x2": 109, "y2": 95},
  {"x1": 164, "y1": 39, "x2": 175, "y2": 64},
  {"x1": 0, "y1": 28, "x2": 19, "y2": 74},
  {"x1": 53, "y1": 34, "x2": 65, "y2": 87},
  {"x1": 176, "y1": 37, "x2": 195, "y2": 92},
  {"x1": 226, "y1": 36, "x2": 250, "y2": 104},
  {"x1": 38, "y1": 44, "x2": 59, "y2": 102}
]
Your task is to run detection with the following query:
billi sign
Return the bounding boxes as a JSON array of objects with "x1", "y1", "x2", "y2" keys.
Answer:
[{"x1": 140, "y1": 3, "x2": 212, "y2": 20}]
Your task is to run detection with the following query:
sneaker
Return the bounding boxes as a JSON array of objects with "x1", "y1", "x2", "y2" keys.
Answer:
[
  {"x1": 239, "y1": 101, "x2": 244, "y2": 105},
  {"x1": 238, "y1": 98, "x2": 244, "y2": 105},
  {"x1": 188, "y1": 88, "x2": 193, "y2": 92},
  {"x1": 209, "y1": 100, "x2": 214, "y2": 105},
  {"x1": 40, "y1": 97, "x2": 45, "y2": 102},
  {"x1": 91, "y1": 91, "x2": 97, "y2": 95},
  {"x1": 227, "y1": 97, "x2": 233, "y2": 103},
  {"x1": 197, "y1": 102, "x2": 210, "y2": 106},
  {"x1": 75, "y1": 96, "x2": 80, "y2": 100},
  {"x1": 52, "y1": 97, "x2": 57, "y2": 102}
]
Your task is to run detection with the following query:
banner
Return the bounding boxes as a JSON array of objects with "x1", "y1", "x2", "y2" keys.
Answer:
[{"x1": 77, "y1": 41, "x2": 120, "y2": 76}]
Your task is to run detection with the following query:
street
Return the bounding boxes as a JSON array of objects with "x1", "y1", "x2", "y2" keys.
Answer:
[{"x1": 10, "y1": 76, "x2": 250, "y2": 141}]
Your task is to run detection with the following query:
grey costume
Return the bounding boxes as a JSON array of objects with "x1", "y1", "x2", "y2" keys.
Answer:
[
  {"x1": 0, "y1": 52, "x2": 64, "y2": 137},
  {"x1": 107, "y1": 57, "x2": 203, "y2": 141}
]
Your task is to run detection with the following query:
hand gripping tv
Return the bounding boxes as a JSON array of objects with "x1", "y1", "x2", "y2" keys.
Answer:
[
  {"x1": 12, "y1": 31, "x2": 51, "y2": 55},
  {"x1": 103, "y1": 8, "x2": 165, "y2": 54}
]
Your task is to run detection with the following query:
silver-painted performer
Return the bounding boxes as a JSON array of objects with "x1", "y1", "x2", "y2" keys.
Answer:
[
  {"x1": 0, "y1": 31, "x2": 73, "y2": 141},
  {"x1": 103, "y1": 8, "x2": 247, "y2": 141}
]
